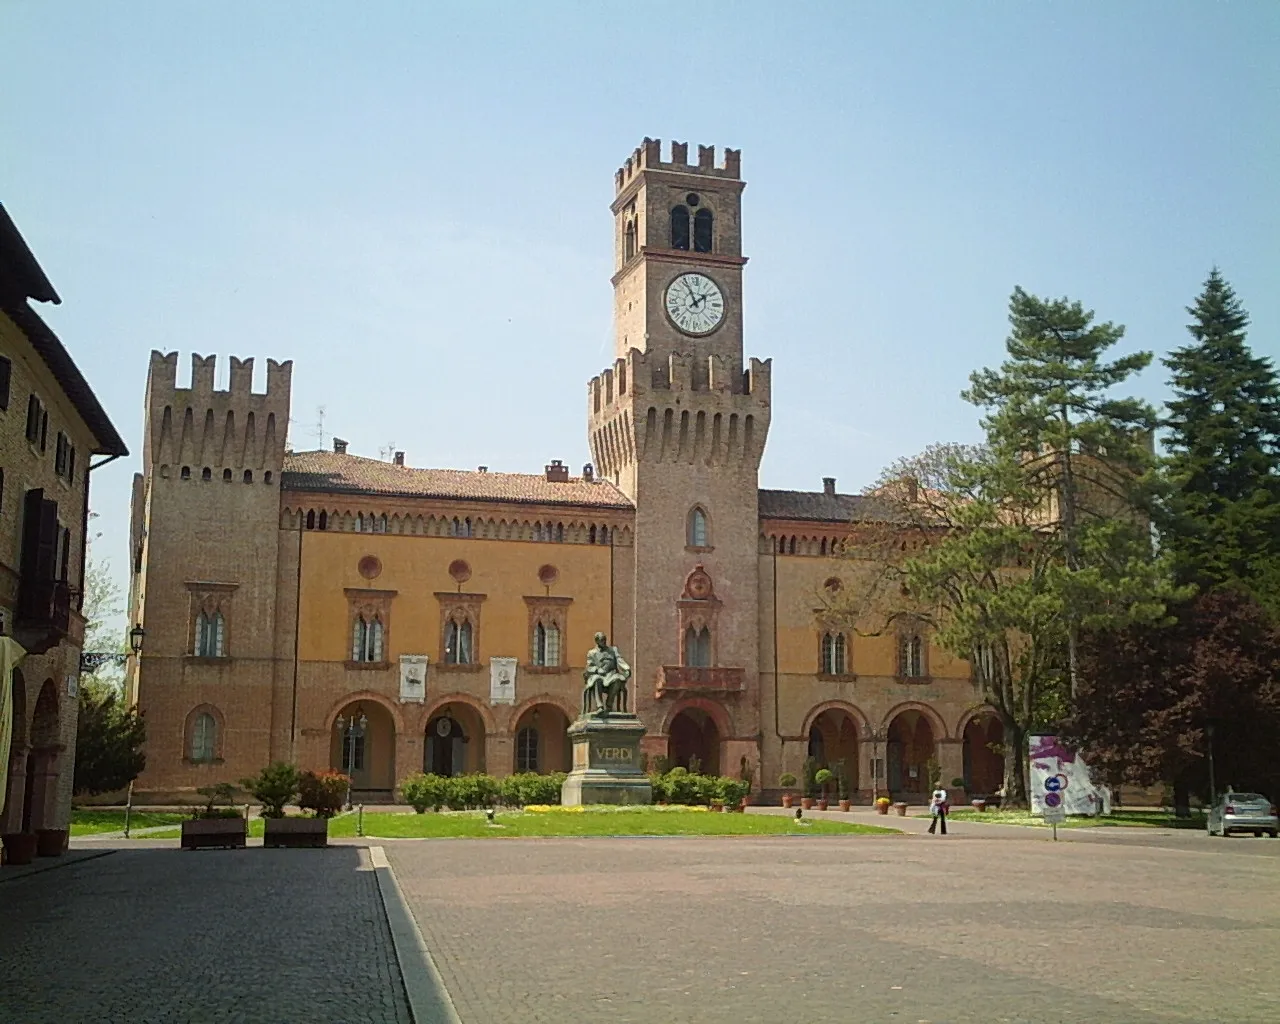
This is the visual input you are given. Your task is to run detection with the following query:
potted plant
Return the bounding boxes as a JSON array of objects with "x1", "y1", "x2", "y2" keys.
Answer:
[
  {"x1": 299, "y1": 770, "x2": 349, "y2": 819},
  {"x1": 718, "y1": 776, "x2": 748, "y2": 812},
  {"x1": 892, "y1": 801, "x2": 909, "y2": 816},
  {"x1": 972, "y1": 798, "x2": 988, "y2": 812},
  {"x1": 814, "y1": 768, "x2": 834, "y2": 811},
  {"x1": 836, "y1": 759, "x2": 852, "y2": 812},
  {"x1": 874, "y1": 796, "x2": 891, "y2": 815},
  {"x1": 2, "y1": 832, "x2": 38, "y2": 865},
  {"x1": 244, "y1": 762, "x2": 329, "y2": 849},
  {"x1": 801, "y1": 756, "x2": 818, "y2": 810},
  {"x1": 779, "y1": 772, "x2": 797, "y2": 809},
  {"x1": 35, "y1": 827, "x2": 69, "y2": 857},
  {"x1": 181, "y1": 783, "x2": 248, "y2": 850}
]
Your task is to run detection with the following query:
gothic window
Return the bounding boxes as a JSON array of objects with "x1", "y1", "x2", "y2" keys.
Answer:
[
  {"x1": 899, "y1": 633, "x2": 926, "y2": 679},
  {"x1": 684, "y1": 626, "x2": 712, "y2": 668},
  {"x1": 319, "y1": 510, "x2": 328, "y2": 530},
  {"x1": 190, "y1": 711, "x2": 217, "y2": 762},
  {"x1": 306, "y1": 509, "x2": 316, "y2": 529},
  {"x1": 670, "y1": 205, "x2": 690, "y2": 250},
  {"x1": 820, "y1": 632, "x2": 847, "y2": 675},
  {"x1": 516, "y1": 727, "x2": 539, "y2": 773},
  {"x1": 623, "y1": 220, "x2": 636, "y2": 261},
  {"x1": 693, "y1": 208, "x2": 713, "y2": 253},
  {"x1": 375, "y1": 514, "x2": 388, "y2": 534},
  {"x1": 973, "y1": 641, "x2": 996, "y2": 685},
  {"x1": 687, "y1": 506, "x2": 709, "y2": 548},
  {"x1": 589, "y1": 525, "x2": 597, "y2": 544},
  {"x1": 194, "y1": 611, "x2": 226, "y2": 658},
  {"x1": 351, "y1": 614, "x2": 385, "y2": 663},
  {"x1": 533, "y1": 621, "x2": 561, "y2": 667},
  {"x1": 599, "y1": 526, "x2": 609, "y2": 545},
  {"x1": 445, "y1": 619, "x2": 473, "y2": 665}
]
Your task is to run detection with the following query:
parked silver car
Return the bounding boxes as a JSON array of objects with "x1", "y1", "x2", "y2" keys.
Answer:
[{"x1": 1207, "y1": 792, "x2": 1278, "y2": 838}]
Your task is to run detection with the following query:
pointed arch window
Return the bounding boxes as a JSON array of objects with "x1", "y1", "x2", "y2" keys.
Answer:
[
  {"x1": 670, "y1": 205, "x2": 690, "y2": 250},
  {"x1": 683, "y1": 626, "x2": 712, "y2": 668},
  {"x1": 623, "y1": 219, "x2": 637, "y2": 261},
  {"x1": 687, "y1": 506, "x2": 709, "y2": 548},
  {"x1": 306, "y1": 509, "x2": 316, "y2": 530},
  {"x1": 899, "y1": 633, "x2": 926, "y2": 679},
  {"x1": 516, "y1": 726, "x2": 540, "y2": 773},
  {"x1": 194, "y1": 611, "x2": 226, "y2": 658},
  {"x1": 820, "y1": 631, "x2": 847, "y2": 676},
  {"x1": 191, "y1": 712, "x2": 217, "y2": 762},
  {"x1": 693, "y1": 208, "x2": 713, "y2": 252},
  {"x1": 352, "y1": 614, "x2": 385, "y2": 663},
  {"x1": 445, "y1": 619, "x2": 474, "y2": 665},
  {"x1": 533, "y1": 621, "x2": 561, "y2": 667}
]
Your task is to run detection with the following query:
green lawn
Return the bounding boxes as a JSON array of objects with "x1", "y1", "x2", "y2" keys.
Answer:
[
  {"x1": 922, "y1": 808, "x2": 1206, "y2": 829},
  {"x1": 327, "y1": 807, "x2": 899, "y2": 838},
  {"x1": 70, "y1": 809, "x2": 186, "y2": 835}
]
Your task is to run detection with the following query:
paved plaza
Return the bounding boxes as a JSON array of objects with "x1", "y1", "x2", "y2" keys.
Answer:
[{"x1": 1, "y1": 818, "x2": 1277, "y2": 1023}]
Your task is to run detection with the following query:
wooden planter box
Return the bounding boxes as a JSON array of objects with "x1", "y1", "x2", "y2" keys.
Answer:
[
  {"x1": 264, "y1": 817, "x2": 328, "y2": 849},
  {"x1": 36, "y1": 828, "x2": 69, "y2": 857},
  {"x1": 181, "y1": 817, "x2": 247, "y2": 851}
]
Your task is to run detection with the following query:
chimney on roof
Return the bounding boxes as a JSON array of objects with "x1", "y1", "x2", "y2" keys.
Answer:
[
  {"x1": 392, "y1": 451, "x2": 405, "y2": 466},
  {"x1": 583, "y1": 463, "x2": 595, "y2": 483},
  {"x1": 333, "y1": 437, "x2": 348, "y2": 455},
  {"x1": 823, "y1": 477, "x2": 836, "y2": 496},
  {"x1": 545, "y1": 459, "x2": 569, "y2": 483},
  {"x1": 478, "y1": 465, "x2": 488, "y2": 473}
]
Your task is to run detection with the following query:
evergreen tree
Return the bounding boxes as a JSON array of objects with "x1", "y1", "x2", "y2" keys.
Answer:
[
  {"x1": 74, "y1": 677, "x2": 146, "y2": 796},
  {"x1": 1161, "y1": 270, "x2": 1280, "y2": 615}
]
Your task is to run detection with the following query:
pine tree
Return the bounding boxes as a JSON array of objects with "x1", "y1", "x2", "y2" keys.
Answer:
[{"x1": 1161, "y1": 270, "x2": 1280, "y2": 613}]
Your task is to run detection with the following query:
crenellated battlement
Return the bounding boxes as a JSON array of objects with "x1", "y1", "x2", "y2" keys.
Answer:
[
  {"x1": 143, "y1": 351, "x2": 293, "y2": 473},
  {"x1": 614, "y1": 138, "x2": 742, "y2": 192},
  {"x1": 587, "y1": 347, "x2": 771, "y2": 420}
]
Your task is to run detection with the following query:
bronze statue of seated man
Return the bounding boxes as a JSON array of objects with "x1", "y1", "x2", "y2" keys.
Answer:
[{"x1": 582, "y1": 632, "x2": 631, "y2": 716}]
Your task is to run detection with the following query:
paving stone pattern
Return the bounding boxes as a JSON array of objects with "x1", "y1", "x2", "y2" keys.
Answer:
[
  {"x1": 387, "y1": 832, "x2": 1280, "y2": 1024},
  {"x1": 0, "y1": 847, "x2": 411, "y2": 1024}
]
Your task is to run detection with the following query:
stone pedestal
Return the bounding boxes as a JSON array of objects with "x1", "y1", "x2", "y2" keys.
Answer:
[{"x1": 561, "y1": 714, "x2": 652, "y2": 806}]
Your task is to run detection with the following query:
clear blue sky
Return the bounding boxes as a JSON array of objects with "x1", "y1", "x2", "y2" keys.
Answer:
[{"x1": 4, "y1": 2, "x2": 1277, "y2": 637}]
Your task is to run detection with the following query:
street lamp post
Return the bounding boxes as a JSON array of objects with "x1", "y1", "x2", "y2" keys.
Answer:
[
  {"x1": 869, "y1": 729, "x2": 885, "y2": 803},
  {"x1": 1206, "y1": 722, "x2": 1216, "y2": 809},
  {"x1": 335, "y1": 708, "x2": 368, "y2": 811}
]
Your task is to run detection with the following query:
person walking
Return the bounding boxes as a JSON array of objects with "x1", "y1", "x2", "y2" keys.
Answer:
[{"x1": 928, "y1": 785, "x2": 949, "y2": 835}]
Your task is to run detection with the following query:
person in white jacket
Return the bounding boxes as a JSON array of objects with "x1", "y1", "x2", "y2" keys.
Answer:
[{"x1": 928, "y1": 787, "x2": 949, "y2": 835}]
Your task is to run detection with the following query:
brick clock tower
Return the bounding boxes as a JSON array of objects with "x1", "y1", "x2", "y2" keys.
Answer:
[{"x1": 588, "y1": 139, "x2": 771, "y2": 774}]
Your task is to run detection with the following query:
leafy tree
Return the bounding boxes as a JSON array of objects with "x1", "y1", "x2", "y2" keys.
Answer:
[
  {"x1": 73, "y1": 676, "x2": 146, "y2": 795},
  {"x1": 964, "y1": 287, "x2": 1162, "y2": 698},
  {"x1": 1061, "y1": 589, "x2": 1280, "y2": 805},
  {"x1": 1160, "y1": 270, "x2": 1280, "y2": 617}
]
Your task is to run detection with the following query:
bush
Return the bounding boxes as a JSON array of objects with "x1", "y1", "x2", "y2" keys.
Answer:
[
  {"x1": 190, "y1": 782, "x2": 240, "y2": 820},
  {"x1": 664, "y1": 766, "x2": 699, "y2": 805},
  {"x1": 500, "y1": 772, "x2": 567, "y2": 807},
  {"x1": 401, "y1": 773, "x2": 449, "y2": 813},
  {"x1": 951, "y1": 777, "x2": 966, "y2": 789},
  {"x1": 649, "y1": 772, "x2": 670, "y2": 803},
  {"x1": 815, "y1": 768, "x2": 834, "y2": 799},
  {"x1": 299, "y1": 770, "x2": 348, "y2": 818},
  {"x1": 779, "y1": 772, "x2": 797, "y2": 789},
  {"x1": 442, "y1": 773, "x2": 501, "y2": 810},
  {"x1": 802, "y1": 756, "x2": 819, "y2": 797},
  {"x1": 240, "y1": 762, "x2": 301, "y2": 818},
  {"x1": 695, "y1": 773, "x2": 721, "y2": 806},
  {"x1": 717, "y1": 776, "x2": 749, "y2": 808}
]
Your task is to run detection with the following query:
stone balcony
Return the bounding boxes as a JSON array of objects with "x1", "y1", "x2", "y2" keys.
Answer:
[{"x1": 655, "y1": 666, "x2": 745, "y2": 697}]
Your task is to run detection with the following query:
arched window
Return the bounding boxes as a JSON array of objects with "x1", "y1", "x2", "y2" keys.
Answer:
[
  {"x1": 516, "y1": 727, "x2": 540, "y2": 773},
  {"x1": 375, "y1": 514, "x2": 388, "y2": 534},
  {"x1": 598, "y1": 526, "x2": 609, "y2": 545},
  {"x1": 684, "y1": 626, "x2": 712, "y2": 668},
  {"x1": 900, "y1": 634, "x2": 925, "y2": 678},
  {"x1": 190, "y1": 712, "x2": 217, "y2": 762},
  {"x1": 554, "y1": 522, "x2": 564, "y2": 543},
  {"x1": 318, "y1": 510, "x2": 328, "y2": 530},
  {"x1": 624, "y1": 220, "x2": 636, "y2": 261},
  {"x1": 180, "y1": 466, "x2": 191, "y2": 481},
  {"x1": 788, "y1": 536, "x2": 797, "y2": 555},
  {"x1": 223, "y1": 468, "x2": 232, "y2": 482},
  {"x1": 243, "y1": 470, "x2": 253, "y2": 483},
  {"x1": 534, "y1": 621, "x2": 561, "y2": 667},
  {"x1": 589, "y1": 525, "x2": 597, "y2": 544},
  {"x1": 533, "y1": 522, "x2": 544, "y2": 542},
  {"x1": 194, "y1": 611, "x2": 226, "y2": 658},
  {"x1": 687, "y1": 507, "x2": 709, "y2": 548},
  {"x1": 445, "y1": 619, "x2": 473, "y2": 665},
  {"x1": 351, "y1": 615, "x2": 384, "y2": 663},
  {"x1": 693, "y1": 208, "x2": 713, "y2": 252},
  {"x1": 821, "y1": 632, "x2": 847, "y2": 675},
  {"x1": 201, "y1": 467, "x2": 212, "y2": 481},
  {"x1": 306, "y1": 509, "x2": 316, "y2": 529},
  {"x1": 264, "y1": 471, "x2": 273, "y2": 485},
  {"x1": 670, "y1": 205, "x2": 690, "y2": 250}
]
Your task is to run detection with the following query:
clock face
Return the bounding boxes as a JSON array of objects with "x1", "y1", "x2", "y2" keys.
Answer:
[{"x1": 665, "y1": 273, "x2": 726, "y2": 336}]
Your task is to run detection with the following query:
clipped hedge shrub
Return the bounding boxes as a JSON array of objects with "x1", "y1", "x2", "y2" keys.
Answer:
[{"x1": 400, "y1": 773, "x2": 449, "y2": 813}]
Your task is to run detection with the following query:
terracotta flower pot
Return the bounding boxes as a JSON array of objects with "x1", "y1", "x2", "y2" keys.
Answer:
[
  {"x1": 781, "y1": 794, "x2": 794, "y2": 809},
  {"x1": 874, "y1": 803, "x2": 889, "y2": 815},
  {"x1": 36, "y1": 828, "x2": 68, "y2": 857},
  {"x1": 893, "y1": 802, "x2": 908, "y2": 816},
  {"x1": 800, "y1": 798, "x2": 813, "y2": 810},
  {"x1": 2, "y1": 833, "x2": 38, "y2": 866},
  {"x1": 817, "y1": 799, "x2": 829, "y2": 811},
  {"x1": 972, "y1": 799, "x2": 987, "y2": 812},
  {"x1": 839, "y1": 800, "x2": 851, "y2": 812}
]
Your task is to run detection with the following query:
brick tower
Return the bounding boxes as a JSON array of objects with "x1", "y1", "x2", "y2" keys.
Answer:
[
  {"x1": 129, "y1": 352, "x2": 293, "y2": 787},
  {"x1": 588, "y1": 139, "x2": 771, "y2": 773}
]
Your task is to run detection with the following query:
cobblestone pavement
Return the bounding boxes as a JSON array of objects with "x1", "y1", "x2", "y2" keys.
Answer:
[
  {"x1": 386, "y1": 832, "x2": 1280, "y2": 1023},
  {"x1": 0, "y1": 846, "x2": 411, "y2": 1024}
]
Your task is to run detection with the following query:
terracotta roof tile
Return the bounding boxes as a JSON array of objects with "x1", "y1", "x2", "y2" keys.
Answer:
[{"x1": 282, "y1": 450, "x2": 633, "y2": 509}]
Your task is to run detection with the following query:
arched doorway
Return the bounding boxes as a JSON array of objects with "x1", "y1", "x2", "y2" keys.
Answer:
[
  {"x1": 668, "y1": 708, "x2": 720, "y2": 775},
  {"x1": 424, "y1": 702, "x2": 486, "y2": 777},
  {"x1": 328, "y1": 700, "x2": 397, "y2": 794},
  {"x1": 963, "y1": 714, "x2": 1005, "y2": 795},
  {"x1": 806, "y1": 708, "x2": 860, "y2": 793},
  {"x1": 24, "y1": 679, "x2": 61, "y2": 833},
  {"x1": 886, "y1": 708, "x2": 936, "y2": 797},
  {"x1": 511, "y1": 703, "x2": 571, "y2": 774}
]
